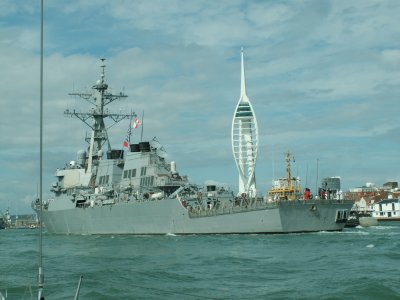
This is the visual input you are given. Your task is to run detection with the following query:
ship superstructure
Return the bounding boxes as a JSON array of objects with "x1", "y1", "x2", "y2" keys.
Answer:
[
  {"x1": 64, "y1": 59, "x2": 132, "y2": 180},
  {"x1": 268, "y1": 152, "x2": 301, "y2": 201},
  {"x1": 231, "y1": 49, "x2": 258, "y2": 197}
]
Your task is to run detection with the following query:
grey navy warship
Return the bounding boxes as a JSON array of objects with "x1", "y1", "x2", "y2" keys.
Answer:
[{"x1": 32, "y1": 60, "x2": 352, "y2": 235}]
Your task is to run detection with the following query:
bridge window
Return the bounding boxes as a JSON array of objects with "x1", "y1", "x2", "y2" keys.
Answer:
[{"x1": 141, "y1": 167, "x2": 147, "y2": 176}]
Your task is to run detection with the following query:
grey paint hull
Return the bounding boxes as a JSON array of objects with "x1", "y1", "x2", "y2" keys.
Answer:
[{"x1": 41, "y1": 199, "x2": 352, "y2": 235}]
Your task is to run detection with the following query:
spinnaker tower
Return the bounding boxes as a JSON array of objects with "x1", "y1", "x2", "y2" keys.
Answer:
[{"x1": 231, "y1": 48, "x2": 259, "y2": 197}]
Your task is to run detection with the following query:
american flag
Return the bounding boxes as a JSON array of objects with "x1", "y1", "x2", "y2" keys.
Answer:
[{"x1": 122, "y1": 119, "x2": 133, "y2": 149}]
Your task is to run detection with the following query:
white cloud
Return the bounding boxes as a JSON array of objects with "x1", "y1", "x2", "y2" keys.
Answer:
[{"x1": 382, "y1": 49, "x2": 400, "y2": 66}]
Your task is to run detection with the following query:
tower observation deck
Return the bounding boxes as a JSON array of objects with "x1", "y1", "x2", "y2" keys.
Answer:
[{"x1": 231, "y1": 49, "x2": 259, "y2": 197}]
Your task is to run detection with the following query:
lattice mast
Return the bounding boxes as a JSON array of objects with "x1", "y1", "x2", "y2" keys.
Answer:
[
  {"x1": 231, "y1": 49, "x2": 259, "y2": 197},
  {"x1": 65, "y1": 59, "x2": 135, "y2": 168}
]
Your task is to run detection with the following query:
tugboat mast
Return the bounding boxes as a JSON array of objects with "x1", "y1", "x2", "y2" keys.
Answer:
[
  {"x1": 65, "y1": 59, "x2": 135, "y2": 167},
  {"x1": 286, "y1": 151, "x2": 292, "y2": 189}
]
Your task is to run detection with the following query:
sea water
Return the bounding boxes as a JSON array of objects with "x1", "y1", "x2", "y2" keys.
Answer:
[{"x1": 1, "y1": 223, "x2": 399, "y2": 299}]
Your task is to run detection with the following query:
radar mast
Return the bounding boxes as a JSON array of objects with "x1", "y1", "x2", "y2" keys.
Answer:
[{"x1": 65, "y1": 59, "x2": 135, "y2": 170}]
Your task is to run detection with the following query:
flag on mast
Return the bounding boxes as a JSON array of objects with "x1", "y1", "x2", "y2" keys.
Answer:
[
  {"x1": 123, "y1": 139, "x2": 129, "y2": 149},
  {"x1": 133, "y1": 118, "x2": 141, "y2": 129},
  {"x1": 122, "y1": 116, "x2": 134, "y2": 149}
]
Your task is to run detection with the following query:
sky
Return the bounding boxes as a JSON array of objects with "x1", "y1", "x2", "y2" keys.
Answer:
[{"x1": 1, "y1": 0, "x2": 399, "y2": 214}]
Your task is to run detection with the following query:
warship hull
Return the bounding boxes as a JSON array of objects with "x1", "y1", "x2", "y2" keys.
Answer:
[{"x1": 41, "y1": 198, "x2": 352, "y2": 235}]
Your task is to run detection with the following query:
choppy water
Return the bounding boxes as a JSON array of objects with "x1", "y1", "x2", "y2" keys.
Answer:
[{"x1": 1, "y1": 223, "x2": 399, "y2": 300}]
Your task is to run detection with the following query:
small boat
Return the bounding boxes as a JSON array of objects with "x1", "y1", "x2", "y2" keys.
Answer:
[
  {"x1": 345, "y1": 210, "x2": 377, "y2": 228},
  {"x1": 345, "y1": 210, "x2": 360, "y2": 227}
]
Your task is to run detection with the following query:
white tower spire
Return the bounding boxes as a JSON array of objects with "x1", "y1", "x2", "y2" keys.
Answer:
[
  {"x1": 240, "y1": 47, "x2": 247, "y2": 97},
  {"x1": 231, "y1": 48, "x2": 259, "y2": 197}
]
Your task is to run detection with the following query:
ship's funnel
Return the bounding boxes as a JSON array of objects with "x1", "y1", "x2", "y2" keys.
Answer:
[
  {"x1": 139, "y1": 142, "x2": 151, "y2": 152},
  {"x1": 130, "y1": 144, "x2": 140, "y2": 152},
  {"x1": 107, "y1": 149, "x2": 123, "y2": 159}
]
